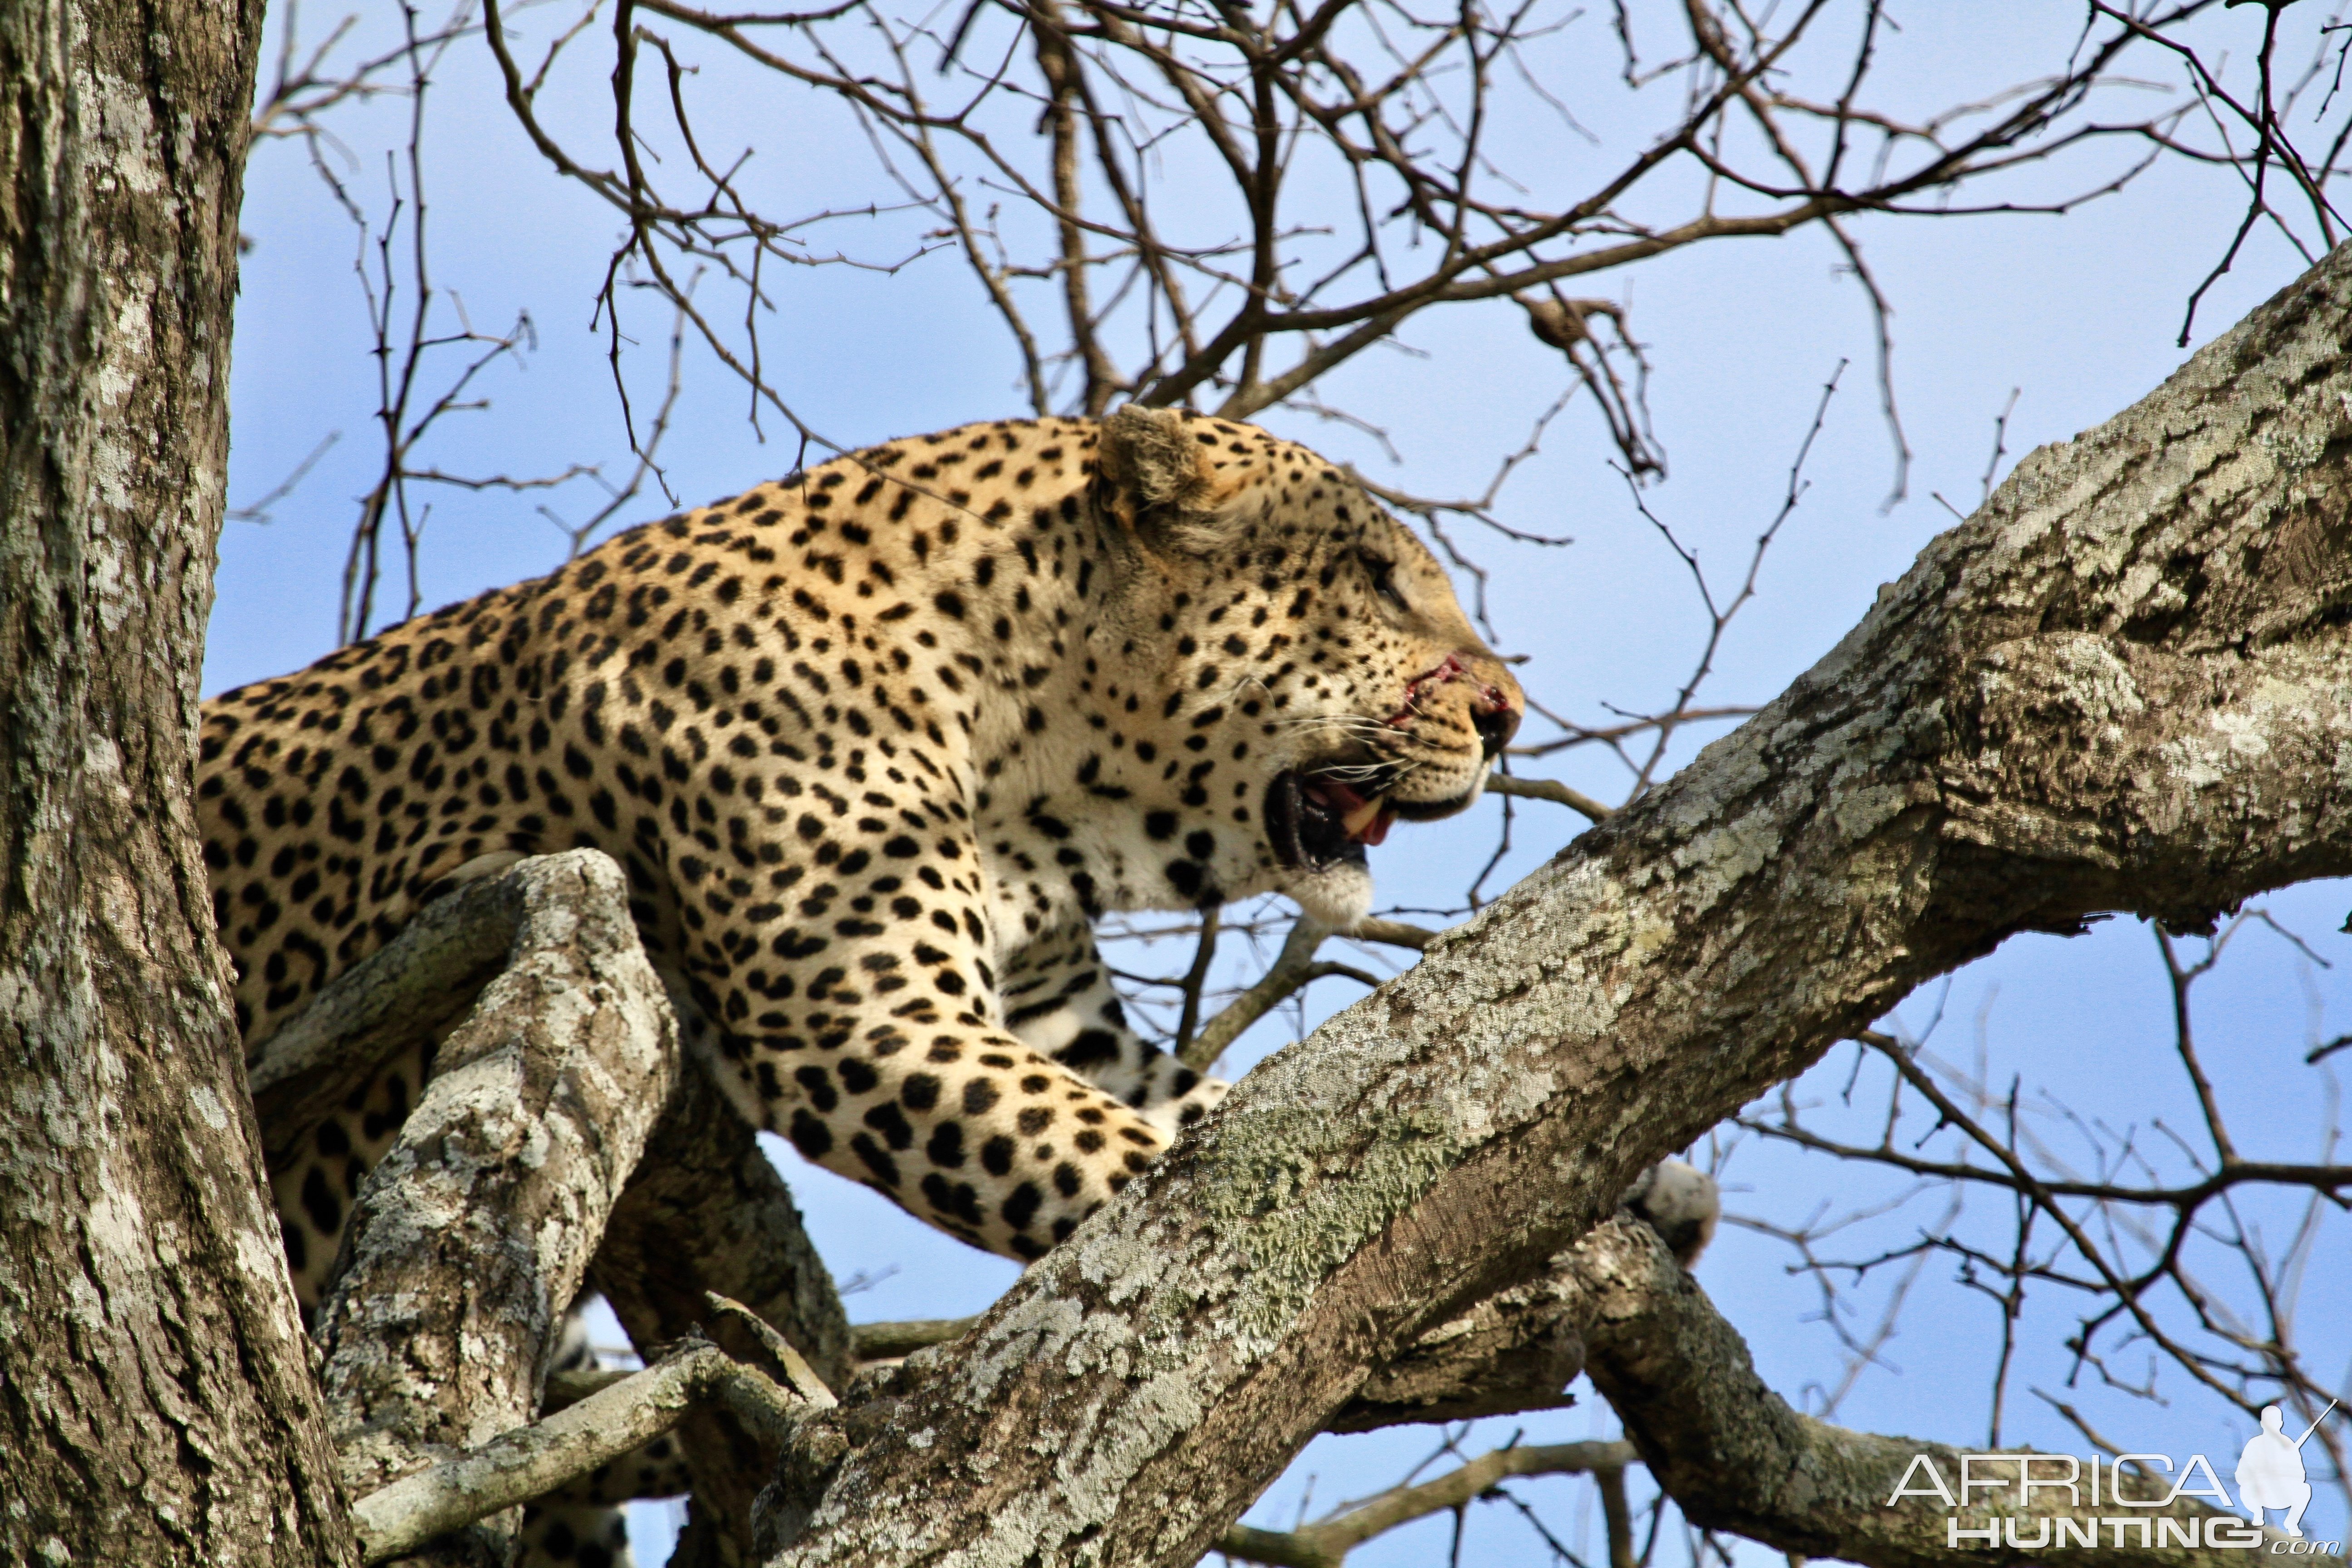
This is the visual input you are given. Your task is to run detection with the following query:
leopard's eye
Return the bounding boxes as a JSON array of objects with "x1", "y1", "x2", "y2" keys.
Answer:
[{"x1": 1359, "y1": 550, "x2": 1407, "y2": 611}]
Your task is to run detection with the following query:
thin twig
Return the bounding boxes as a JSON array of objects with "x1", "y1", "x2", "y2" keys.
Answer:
[{"x1": 1487, "y1": 772, "x2": 1613, "y2": 823}]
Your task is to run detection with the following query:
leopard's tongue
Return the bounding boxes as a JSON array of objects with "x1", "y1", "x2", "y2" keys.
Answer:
[{"x1": 1304, "y1": 779, "x2": 1394, "y2": 847}]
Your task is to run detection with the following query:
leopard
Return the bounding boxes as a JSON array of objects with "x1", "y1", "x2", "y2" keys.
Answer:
[{"x1": 201, "y1": 405, "x2": 1524, "y2": 1323}]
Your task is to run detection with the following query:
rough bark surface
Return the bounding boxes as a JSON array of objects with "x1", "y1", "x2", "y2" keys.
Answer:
[
  {"x1": 309, "y1": 852, "x2": 677, "y2": 1559},
  {"x1": 1324, "y1": 1249, "x2": 1584, "y2": 1433},
  {"x1": 0, "y1": 0, "x2": 357, "y2": 1561},
  {"x1": 767, "y1": 248, "x2": 2352, "y2": 1567}
]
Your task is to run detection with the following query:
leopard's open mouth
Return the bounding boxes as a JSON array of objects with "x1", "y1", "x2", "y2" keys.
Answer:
[{"x1": 1265, "y1": 762, "x2": 1483, "y2": 872}]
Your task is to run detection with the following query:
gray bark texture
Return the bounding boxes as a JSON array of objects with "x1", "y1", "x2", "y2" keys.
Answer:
[
  {"x1": 1321, "y1": 1228, "x2": 1585, "y2": 1434},
  {"x1": 764, "y1": 246, "x2": 2352, "y2": 1566},
  {"x1": 0, "y1": 0, "x2": 358, "y2": 1562},
  {"x1": 249, "y1": 846, "x2": 866, "y2": 1566},
  {"x1": 826, "y1": 1293, "x2": 1584, "y2": 1438},
  {"x1": 299, "y1": 853, "x2": 678, "y2": 1563}
]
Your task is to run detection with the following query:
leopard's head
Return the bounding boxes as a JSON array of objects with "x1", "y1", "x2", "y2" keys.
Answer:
[{"x1": 1093, "y1": 406, "x2": 1523, "y2": 926}]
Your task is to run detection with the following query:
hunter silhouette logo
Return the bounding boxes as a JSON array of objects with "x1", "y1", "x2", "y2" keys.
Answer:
[
  {"x1": 2238, "y1": 1403, "x2": 2336, "y2": 1539},
  {"x1": 1886, "y1": 1403, "x2": 2342, "y2": 1553}
]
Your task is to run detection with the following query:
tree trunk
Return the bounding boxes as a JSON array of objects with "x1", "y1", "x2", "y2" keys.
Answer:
[
  {"x1": 0, "y1": 1, "x2": 357, "y2": 1561},
  {"x1": 767, "y1": 248, "x2": 2352, "y2": 1566}
]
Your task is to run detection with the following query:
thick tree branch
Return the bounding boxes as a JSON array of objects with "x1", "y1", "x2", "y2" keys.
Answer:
[
  {"x1": 249, "y1": 847, "x2": 866, "y2": 1562},
  {"x1": 302, "y1": 851, "x2": 680, "y2": 1562},
  {"x1": 767, "y1": 246, "x2": 2352, "y2": 1567}
]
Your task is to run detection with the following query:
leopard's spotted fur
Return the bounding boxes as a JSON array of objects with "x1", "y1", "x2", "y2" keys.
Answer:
[{"x1": 202, "y1": 407, "x2": 1523, "y2": 1310}]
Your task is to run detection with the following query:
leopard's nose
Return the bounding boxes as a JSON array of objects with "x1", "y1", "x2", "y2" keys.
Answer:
[{"x1": 1470, "y1": 697, "x2": 1518, "y2": 759}]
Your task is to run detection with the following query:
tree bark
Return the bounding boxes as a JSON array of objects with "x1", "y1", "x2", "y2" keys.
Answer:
[
  {"x1": 766, "y1": 248, "x2": 2352, "y2": 1566},
  {"x1": 0, "y1": 0, "x2": 357, "y2": 1563},
  {"x1": 1320, "y1": 1239, "x2": 1584, "y2": 1434},
  {"x1": 308, "y1": 853, "x2": 678, "y2": 1564}
]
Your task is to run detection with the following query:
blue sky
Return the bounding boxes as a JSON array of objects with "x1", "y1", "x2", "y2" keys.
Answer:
[{"x1": 217, "y1": 3, "x2": 2350, "y2": 1558}]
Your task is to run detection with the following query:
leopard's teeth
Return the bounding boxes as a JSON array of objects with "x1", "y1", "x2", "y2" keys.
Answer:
[{"x1": 1341, "y1": 795, "x2": 1386, "y2": 838}]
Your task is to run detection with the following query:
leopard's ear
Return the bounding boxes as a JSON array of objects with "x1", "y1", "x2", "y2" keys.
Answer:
[{"x1": 1094, "y1": 405, "x2": 1224, "y2": 553}]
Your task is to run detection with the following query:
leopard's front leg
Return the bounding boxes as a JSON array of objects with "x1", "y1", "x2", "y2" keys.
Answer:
[
  {"x1": 681, "y1": 844, "x2": 1179, "y2": 1262},
  {"x1": 998, "y1": 914, "x2": 1230, "y2": 1137}
]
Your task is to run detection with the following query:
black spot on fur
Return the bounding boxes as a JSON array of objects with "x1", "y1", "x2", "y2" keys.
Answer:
[
  {"x1": 789, "y1": 1108, "x2": 834, "y2": 1160},
  {"x1": 864, "y1": 1101, "x2": 915, "y2": 1150}
]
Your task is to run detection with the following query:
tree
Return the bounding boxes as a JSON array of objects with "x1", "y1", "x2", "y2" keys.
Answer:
[
  {"x1": 225, "y1": 2, "x2": 2351, "y2": 1560},
  {"x1": 8, "y1": 1, "x2": 2348, "y2": 1563},
  {"x1": 0, "y1": 0, "x2": 357, "y2": 1562}
]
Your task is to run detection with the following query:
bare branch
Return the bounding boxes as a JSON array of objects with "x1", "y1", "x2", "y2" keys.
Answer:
[
  {"x1": 351, "y1": 1337, "x2": 829, "y2": 1563},
  {"x1": 1488, "y1": 771, "x2": 1614, "y2": 823},
  {"x1": 1220, "y1": 1440, "x2": 1638, "y2": 1568}
]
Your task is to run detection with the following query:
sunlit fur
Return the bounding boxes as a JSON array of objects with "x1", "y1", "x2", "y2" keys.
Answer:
[{"x1": 201, "y1": 408, "x2": 1523, "y2": 1302}]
